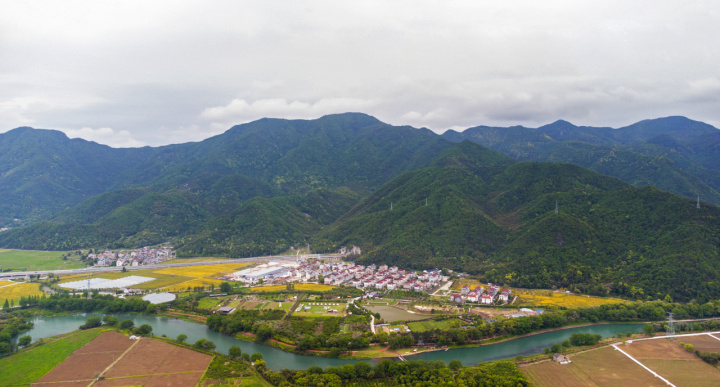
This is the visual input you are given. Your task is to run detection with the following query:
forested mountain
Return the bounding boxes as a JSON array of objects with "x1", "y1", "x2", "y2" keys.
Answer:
[
  {"x1": 0, "y1": 128, "x2": 153, "y2": 225},
  {"x1": 1, "y1": 113, "x2": 719, "y2": 301},
  {"x1": 442, "y1": 116, "x2": 720, "y2": 205},
  {"x1": 314, "y1": 141, "x2": 720, "y2": 302}
]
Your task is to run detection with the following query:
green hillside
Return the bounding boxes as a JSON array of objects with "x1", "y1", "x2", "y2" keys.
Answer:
[
  {"x1": 314, "y1": 142, "x2": 720, "y2": 302},
  {"x1": 443, "y1": 116, "x2": 720, "y2": 205}
]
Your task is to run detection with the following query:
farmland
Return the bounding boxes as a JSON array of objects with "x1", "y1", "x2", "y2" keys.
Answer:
[
  {"x1": 522, "y1": 336, "x2": 720, "y2": 386},
  {"x1": 0, "y1": 281, "x2": 43, "y2": 305},
  {"x1": 0, "y1": 328, "x2": 103, "y2": 386},
  {"x1": 294, "y1": 302, "x2": 347, "y2": 317},
  {"x1": 249, "y1": 283, "x2": 336, "y2": 292},
  {"x1": 514, "y1": 288, "x2": 628, "y2": 308},
  {"x1": 57, "y1": 262, "x2": 252, "y2": 291},
  {"x1": 0, "y1": 249, "x2": 82, "y2": 272},
  {"x1": 27, "y1": 331, "x2": 214, "y2": 387},
  {"x1": 407, "y1": 318, "x2": 464, "y2": 333}
]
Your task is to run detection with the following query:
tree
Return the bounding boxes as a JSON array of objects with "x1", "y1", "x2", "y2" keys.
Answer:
[
  {"x1": 103, "y1": 315, "x2": 119, "y2": 326},
  {"x1": 18, "y1": 335, "x2": 32, "y2": 347},
  {"x1": 318, "y1": 275, "x2": 324, "y2": 284},
  {"x1": 643, "y1": 323, "x2": 655, "y2": 336},
  {"x1": 550, "y1": 342, "x2": 561, "y2": 353},
  {"x1": 449, "y1": 359, "x2": 462, "y2": 371},
  {"x1": 2, "y1": 299, "x2": 8, "y2": 309},
  {"x1": 176, "y1": 334, "x2": 188, "y2": 343},
  {"x1": 120, "y1": 319, "x2": 135, "y2": 330},
  {"x1": 135, "y1": 324, "x2": 153, "y2": 336},
  {"x1": 229, "y1": 345, "x2": 242, "y2": 358},
  {"x1": 80, "y1": 316, "x2": 102, "y2": 330},
  {"x1": 220, "y1": 282, "x2": 232, "y2": 293},
  {"x1": 250, "y1": 352, "x2": 263, "y2": 362},
  {"x1": 194, "y1": 338, "x2": 216, "y2": 351}
]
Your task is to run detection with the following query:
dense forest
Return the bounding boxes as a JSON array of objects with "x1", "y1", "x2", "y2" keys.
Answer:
[{"x1": 1, "y1": 114, "x2": 719, "y2": 301}]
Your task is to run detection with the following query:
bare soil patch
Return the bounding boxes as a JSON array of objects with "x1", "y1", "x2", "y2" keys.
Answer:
[
  {"x1": 643, "y1": 358, "x2": 720, "y2": 386},
  {"x1": 76, "y1": 330, "x2": 132, "y2": 353},
  {"x1": 94, "y1": 376, "x2": 152, "y2": 387},
  {"x1": 155, "y1": 344, "x2": 214, "y2": 373},
  {"x1": 669, "y1": 334, "x2": 720, "y2": 353},
  {"x1": 104, "y1": 339, "x2": 176, "y2": 377},
  {"x1": 521, "y1": 361, "x2": 597, "y2": 387},
  {"x1": 623, "y1": 339, "x2": 696, "y2": 360},
  {"x1": 571, "y1": 346, "x2": 666, "y2": 386},
  {"x1": 145, "y1": 372, "x2": 207, "y2": 386}
]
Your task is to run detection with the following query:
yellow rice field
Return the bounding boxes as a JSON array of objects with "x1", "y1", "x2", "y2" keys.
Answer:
[
  {"x1": 249, "y1": 284, "x2": 336, "y2": 293},
  {"x1": 0, "y1": 282, "x2": 44, "y2": 303},
  {"x1": 163, "y1": 278, "x2": 226, "y2": 292},
  {"x1": 0, "y1": 280, "x2": 16, "y2": 287},
  {"x1": 159, "y1": 257, "x2": 233, "y2": 265},
  {"x1": 152, "y1": 262, "x2": 252, "y2": 277},
  {"x1": 514, "y1": 288, "x2": 628, "y2": 308}
]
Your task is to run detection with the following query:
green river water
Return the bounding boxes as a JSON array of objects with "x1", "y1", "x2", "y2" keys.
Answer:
[{"x1": 17, "y1": 314, "x2": 642, "y2": 370}]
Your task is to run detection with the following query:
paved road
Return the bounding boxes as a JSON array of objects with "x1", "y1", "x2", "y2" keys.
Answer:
[{"x1": 0, "y1": 253, "x2": 342, "y2": 280}]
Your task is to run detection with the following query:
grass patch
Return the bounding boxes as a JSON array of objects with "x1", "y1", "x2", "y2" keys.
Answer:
[
  {"x1": 0, "y1": 328, "x2": 103, "y2": 385},
  {"x1": 293, "y1": 302, "x2": 346, "y2": 317},
  {"x1": 0, "y1": 249, "x2": 82, "y2": 271},
  {"x1": 407, "y1": 318, "x2": 464, "y2": 332}
]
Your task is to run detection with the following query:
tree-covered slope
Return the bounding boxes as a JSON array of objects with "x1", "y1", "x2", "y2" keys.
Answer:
[
  {"x1": 443, "y1": 116, "x2": 720, "y2": 205},
  {"x1": 315, "y1": 141, "x2": 720, "y2": 301},
  {"x1": 0, "y1": 128, "x2": 153, "y2": 225}
]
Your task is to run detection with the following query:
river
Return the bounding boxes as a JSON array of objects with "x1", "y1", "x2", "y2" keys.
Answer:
[{"x1": 18, "y1": 314, "x2": 642, "y2": 369}]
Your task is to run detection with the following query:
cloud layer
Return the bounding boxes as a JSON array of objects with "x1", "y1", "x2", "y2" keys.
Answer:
[{"x1": 1, "y1": 1, "x2": 719, "y2": 146}]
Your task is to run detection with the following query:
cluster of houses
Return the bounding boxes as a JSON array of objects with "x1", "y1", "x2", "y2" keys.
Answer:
[
  {"x1": 92, "y1": 247, "x2": 175, "y2": 267},
  {"x1": 450, "y1": 283, "x2": 512, "y2": 304},
  {"x1": 290, "y1": 261, "x2": 446, "y2": 292}
]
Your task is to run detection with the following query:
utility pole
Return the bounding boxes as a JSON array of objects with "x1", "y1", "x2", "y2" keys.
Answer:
[
  {"x1": 390, "y1": 202, "x2": 393, "y2": 211},
  {"x1": 697, "y1": 196, "x2": 701, "y2": 209},
  {"x1": 555, "y1": 201, "x2": 558, "y2": 215}
]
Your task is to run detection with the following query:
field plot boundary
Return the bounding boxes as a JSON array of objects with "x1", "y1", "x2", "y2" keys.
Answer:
[{"x1": 611, "y1": 344, "x2": 676, "y2": 387}]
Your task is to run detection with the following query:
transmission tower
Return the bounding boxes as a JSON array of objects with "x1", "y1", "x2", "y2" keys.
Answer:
[
  {"x1": 87, "y1": 275, "x2": 91, "y2": 299},
  {"x1": 666, "y1": 312, "x2": 675, "y2": 335},
  {"x1": 697, "y1": 196, "x2": 701, "y2": 209}
]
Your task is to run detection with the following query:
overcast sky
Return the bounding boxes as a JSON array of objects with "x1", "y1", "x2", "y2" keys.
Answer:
[{"x1": 1, "y1": 1, "x2": 719, "y2": 147}]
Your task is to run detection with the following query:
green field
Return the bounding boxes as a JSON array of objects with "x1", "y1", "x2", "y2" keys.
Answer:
[
  {"x1": 407, "y1": 318, "x2": 464, "y2": 332},
  {"x1": 0, "y1": 249, "x2": 83, "y2": 272},
  {"x1": 0, "y1": 328, "x2": 103, "y2": 385},
  {"x1": 293, "y1": 302, "x2": 347, "y2": 317}
]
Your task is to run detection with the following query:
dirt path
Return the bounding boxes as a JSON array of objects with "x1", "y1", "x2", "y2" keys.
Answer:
[{"x1": 87, "y1": 337, "x2": 141, "y2": 386}]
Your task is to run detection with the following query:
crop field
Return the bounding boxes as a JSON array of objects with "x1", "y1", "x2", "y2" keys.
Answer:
[
  {"x1": 623, "y1": 338, "x2": 720, "y2": 385},
  {"x1": 198, "y1": 296, "x2": 233, "y2": 310},
  {"x1": 30, "y1": 332, "x2": 213, "y2": 387},
  {"x1": 513, "y1": 288, "x2": 627, "y2": 308},
  {"x1": 0, "y1": 249, "x2": 84, "y2": 271},
  {"x1": 249, "y1": 283, "x2": 336, "y2": 293},
  {"x1": 450, "y1": 278, "x2": 484, "y2": 291},
  {"x1": 407, "y1": 318, "x2": 464, "y2": 332},
  {"x1": 669, "y1": 334, "x2": 720, "y2": 353},
  {"x1": 0, "y1": 280, "x2": 15, "y2": 287},
  {"x1": 0, "y1": 328, "x2": 103, "y2": 386},
  {"x1": 162, "y1": 277, "x2": 226, "y2": 291},
  {"x1": 294, "y1": 302, "x2": 346, "y2": 317},
  {"x1": 153, "y1": 262, "x2": 251, "y2": 277},
  {"x1": 523, "y1": 338, "x2": 720, "y2": 387},
  {"x1": 0, "y1": 282, "x2": 43, "y2": 304},
  {"x1": 160, "y1": 257, "x2": 233, "y2": 265}
]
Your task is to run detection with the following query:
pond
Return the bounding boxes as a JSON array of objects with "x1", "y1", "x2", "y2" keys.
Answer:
[{"x1": 17, "y1": 314, "x2": 643, "y2": 369}]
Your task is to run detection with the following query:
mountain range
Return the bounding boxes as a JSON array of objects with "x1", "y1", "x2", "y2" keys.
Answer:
[{"x1": 0, "y1": 113, "x2": 718, "y2": 301}]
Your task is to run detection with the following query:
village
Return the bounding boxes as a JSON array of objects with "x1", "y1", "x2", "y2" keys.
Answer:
[{"x1": 90, "y1": 246, "x2": 175, "y2": 267}]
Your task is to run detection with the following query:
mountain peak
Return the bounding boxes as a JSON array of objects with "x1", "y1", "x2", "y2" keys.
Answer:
[{"x1": 538, "y1": 120, "x2": 577, "y2": 131}]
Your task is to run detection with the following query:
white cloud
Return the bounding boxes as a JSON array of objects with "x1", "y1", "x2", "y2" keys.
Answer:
[
  {"x1": 1, "y1": 1, "x2": 719, "y2": 144},
  {"x1": 201, "y1": 97, "x2": 379, "y2": 125},
  {"x1": 60, "y1": 127, "x2": 145, "y2": 148}
]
